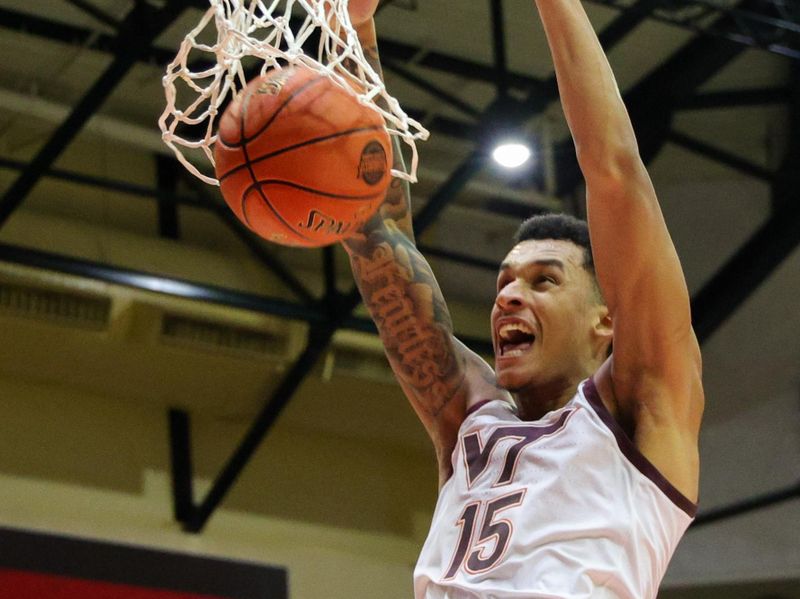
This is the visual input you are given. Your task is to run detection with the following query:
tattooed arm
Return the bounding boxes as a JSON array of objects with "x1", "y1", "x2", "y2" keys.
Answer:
[
  {"x1": 343, "y1": 198, "x2": 508, "y2": 484},
  {"x1": 350, "y1": 17, "x2": 414, "y2": 237},
  {"x1": 343, "y1": 14, "x2": 511, "y2": 484}
]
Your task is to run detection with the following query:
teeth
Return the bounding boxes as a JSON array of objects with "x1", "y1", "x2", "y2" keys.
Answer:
[
  {"x1": 498, "y1": 322, "x2": 535, "y2": 340},
  {"x1": 503, "y1": 348, "x2": 527, "y2": 357}
]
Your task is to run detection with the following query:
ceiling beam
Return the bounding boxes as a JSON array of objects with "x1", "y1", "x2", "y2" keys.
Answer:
[
  {"x1": 586, "y1": 0, "x2": 800, "y2": 61},
  {"x1": 185, "y1": 321, "x2": 341, "y2": 532},
  {"x1": 691, "y1": 481, "x2": 800, "y2": 528},
  {"x1": 595, "y1": 0, "x2": 662, "y2": 49},
  {"x1": 0, "y1": 6, "x2": 171, "y2": 63},
  {"x1": 667, "y1": 130, "x2": 774, "y2": 182},
  {"x1": 0, "y1": 240, "x2": 493, "y2": 354},
  {"x1": 0, "y1": 241, "x2": 327, "y2": 322},
  {"x1": 518, "y1": 0, "x2": 658, "y2": 115},
  {"x1": 0, "y1": 154, "x2": 316, "y2": 304},
  {"x1": 691, "y1": 62, "x2": 800, "y2": 344},
  {"x1": 156, "y1": 155, "x2": 181, "y2": 241},
  {"x1": 379, "y1": 38, "x2": 550, "y2": 92},
  {"x1": 0, "y1": 157, "x2": 208, "y2": 208},
  {"x1": 0, "y1": 1, "x2": 185, "y2": 228},
  {"x1": 382, "y1": 58, "x2": 483, "y2": 120},
  {"x1": 491, "y1": 0, "x2": 510, "y2": 98},
  {"x1": 0, "y1": 6, "x2": 545, "y2": 93},
  {"x1": 690, "y1": 195, "x2": 800, "y2": 344},
  {"x1": 62, "y1": 0, "x2": 121, "y2": 30},
  {"x1": 0, "y1": 156, "x2": 501, "y2": 278},
  {"x1": 409, "y1": 4, "x2": 658, "y2": 240},
  {"x1": 677, "y1": 87, "x2": 791, "y2": 110},
  {"x1": 555, "y1": 0, "x2": 756, "y2": 195},
  {"x1": 323, "y1": 246, "x2": 338, "y2": 304}
]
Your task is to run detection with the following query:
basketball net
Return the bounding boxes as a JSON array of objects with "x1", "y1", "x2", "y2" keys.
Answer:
[{"x1": 158, "y1": 0, "x2": 429, "y2": 186}]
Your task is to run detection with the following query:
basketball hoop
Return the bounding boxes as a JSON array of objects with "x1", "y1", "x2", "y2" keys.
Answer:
[{"x1": 158, "y1": 0, "x2": 429, "y2": 186}]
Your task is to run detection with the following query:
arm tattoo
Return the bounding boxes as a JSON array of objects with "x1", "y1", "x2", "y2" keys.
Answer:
[
  {"x1": 343, "y1": 30, "x2": 464, "y2": 417},
  {"x1": 347, "y1": 230, "x2": 466, "y2": 417}
]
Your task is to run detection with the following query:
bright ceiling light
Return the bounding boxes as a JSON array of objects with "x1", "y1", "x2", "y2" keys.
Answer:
[{"x1": 492, "y1": 142, "x2": 532, "y2": 168}]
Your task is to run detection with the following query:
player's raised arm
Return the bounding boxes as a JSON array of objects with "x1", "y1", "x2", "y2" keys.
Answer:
[
  {"x1": 348, "y1": 14, "x2": 415, "y2": 241},
  {"x1": 341, "y1": 6, "x2": 510, "y2": 483},
  {"x1": 532, "y1": 0, "x2": 703, "y2": 498}
]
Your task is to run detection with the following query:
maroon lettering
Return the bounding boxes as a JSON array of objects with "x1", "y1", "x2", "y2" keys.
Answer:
[
  {"x1": 465, "y1": 490, "x2": 526, "y2": 574},
  {"x1": 442, "y1": 410, "x2": 573, "y2": 581},
  {"x1": 443, "y1": 502, "x2": 479, "y2": 580},
  {"x1": 462, "y1": 410, "x2": 572, "y2": 488},
  {"x1": 443, "y1": 491, "x2": 526, "y2": 580}
]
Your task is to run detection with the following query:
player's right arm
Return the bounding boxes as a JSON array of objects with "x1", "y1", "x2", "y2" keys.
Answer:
[
  {"x1": 531, "y1": 0, "x2": 702, "y2": 501},
  {"x1": 343, "y1": 11, "x2": 510, "y2": 484},
  {"x1": 343, "y1": 211, "x2": 468, "y2": 479}
]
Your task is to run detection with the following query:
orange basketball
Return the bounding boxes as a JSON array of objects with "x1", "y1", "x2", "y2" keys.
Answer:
[{"x1": 214, "y1": 65, "x2": 392, "y2": 247}]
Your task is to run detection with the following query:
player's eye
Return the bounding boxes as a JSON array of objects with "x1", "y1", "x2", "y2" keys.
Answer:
[{"x1": 535, "y1": 275, "x2": 557, "y2": 286}]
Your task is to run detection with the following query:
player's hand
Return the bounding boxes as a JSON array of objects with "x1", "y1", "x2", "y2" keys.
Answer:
[{"x1": 348, "y1": 0, "x2": 380, "y2": 27}]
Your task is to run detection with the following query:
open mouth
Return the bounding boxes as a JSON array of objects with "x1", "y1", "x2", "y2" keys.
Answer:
[{"x1": 497, "y1": 322, "x2": 536, "y2": 357}]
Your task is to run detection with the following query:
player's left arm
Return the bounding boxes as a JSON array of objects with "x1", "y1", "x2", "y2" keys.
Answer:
[
  {"x1": 349, "y1": 12, "x2": 415, "y2": 239},
  {"x1": 533, "y1": 0, "x2": 703, "y2": 501}
]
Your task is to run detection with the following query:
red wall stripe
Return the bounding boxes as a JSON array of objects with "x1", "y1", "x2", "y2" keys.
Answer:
[{"x1": 0, "y1": 569, "x2": 231, "y2": 599}]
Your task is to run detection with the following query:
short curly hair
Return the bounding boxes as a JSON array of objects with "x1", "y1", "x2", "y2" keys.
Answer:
[{"x1": 514, "y1": 214, "x2": 593, "y2": 270}]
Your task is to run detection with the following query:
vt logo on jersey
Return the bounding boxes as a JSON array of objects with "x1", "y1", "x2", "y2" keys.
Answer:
[
  {"x1": 444, "y1": 408, "x2": 574, "y2": 580},
  {"x1": 462, "y1": 409, "x2": 574, "y2": 488}
]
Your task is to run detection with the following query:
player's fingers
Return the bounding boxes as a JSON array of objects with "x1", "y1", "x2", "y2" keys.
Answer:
[{"x1": 347, "y1": 0, "x2": 380, "y2": 27}]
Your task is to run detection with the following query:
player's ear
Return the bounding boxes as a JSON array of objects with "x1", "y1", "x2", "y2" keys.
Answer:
[{"x1": 592, "y1": 304, "x2": 613, "y2": 343}]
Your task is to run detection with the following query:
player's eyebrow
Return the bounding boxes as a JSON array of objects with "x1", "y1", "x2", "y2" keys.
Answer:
[{"x1": 499, "y1": 258, "x2": 566, "y2": 273}]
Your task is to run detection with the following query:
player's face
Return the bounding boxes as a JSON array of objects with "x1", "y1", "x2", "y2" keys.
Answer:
[{"x1": 491, "y1": 239, "x2": 605, "y2": 394}]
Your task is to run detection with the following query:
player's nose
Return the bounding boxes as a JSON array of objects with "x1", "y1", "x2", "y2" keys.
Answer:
[{"x1": 495, "y1": 279, "x2": 526, "y2": 311}]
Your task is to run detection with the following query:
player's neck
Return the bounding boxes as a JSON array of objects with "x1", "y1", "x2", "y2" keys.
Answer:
[{"x1": 513, "y1": 373, "x2": 585, "y2": 421}]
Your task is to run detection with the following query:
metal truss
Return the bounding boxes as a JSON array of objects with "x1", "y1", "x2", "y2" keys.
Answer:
[
  {"x1": 692, "y1": 480, "x2": 800, "y2": 528},
  {"x1": 587, "y1": 0, "x2": 800, "y2": 59},
  {"x1": 0, "y1": 0, "x2": 185, "y2": 226}
]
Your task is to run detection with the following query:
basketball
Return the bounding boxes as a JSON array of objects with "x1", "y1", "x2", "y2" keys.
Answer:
[{"x1": 213, "y1": 65, "x2": 392, "y2": 247}]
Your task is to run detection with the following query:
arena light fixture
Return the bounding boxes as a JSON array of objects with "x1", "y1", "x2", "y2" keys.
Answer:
[{"x1": 492, "y1": 141, "x2": 532, "y2": 168}]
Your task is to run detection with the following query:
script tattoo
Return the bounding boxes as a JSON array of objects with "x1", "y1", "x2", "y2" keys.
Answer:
[
  {"x1": 343, "y1": 35, "x2": 462, "y2": 416},
  {"x1": 349, "y1": 237, "x2": 465, "y2": 416}
]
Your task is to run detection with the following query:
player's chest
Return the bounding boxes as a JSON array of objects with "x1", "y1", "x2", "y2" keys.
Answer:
[{"x1": 454, "y1": 408, "x2": 580, "y2": 491}]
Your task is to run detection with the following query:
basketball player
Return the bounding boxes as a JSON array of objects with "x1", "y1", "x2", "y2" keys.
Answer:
[{"x1": 343, "y1": 1, "x2": 704, "y2": 597}]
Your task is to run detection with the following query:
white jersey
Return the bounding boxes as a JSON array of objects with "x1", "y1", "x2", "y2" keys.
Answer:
[{"x1": 414, "y1": 378, "x2": 696, "y2": 599}]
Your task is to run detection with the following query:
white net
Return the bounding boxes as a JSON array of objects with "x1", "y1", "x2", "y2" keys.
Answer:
[{"x1": 159, "y1": 0, "x2": 429, "y2": 186}]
